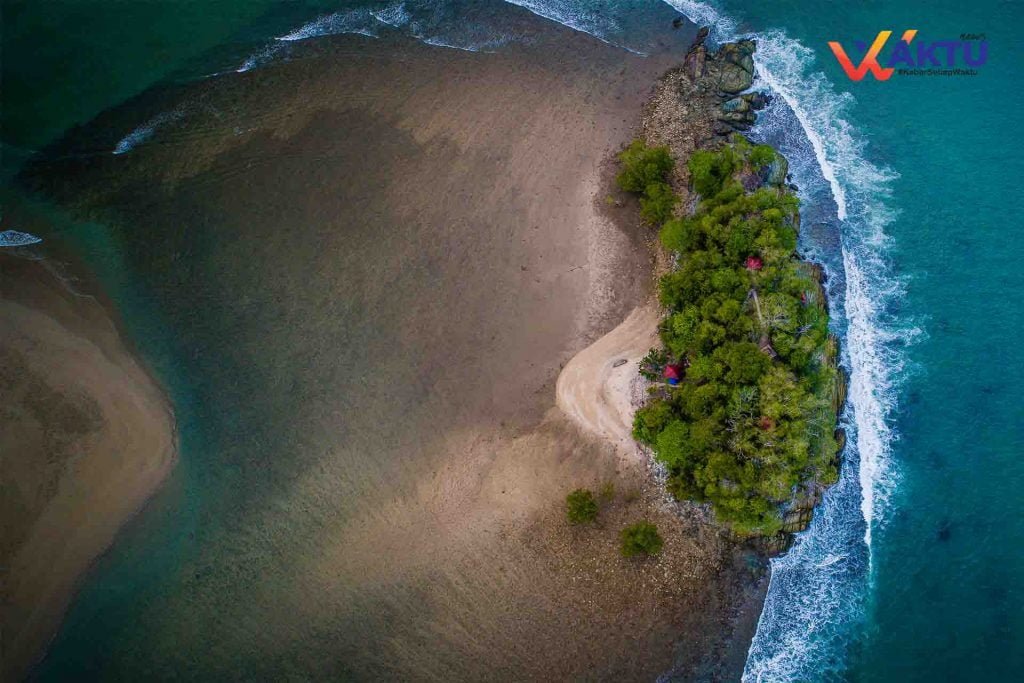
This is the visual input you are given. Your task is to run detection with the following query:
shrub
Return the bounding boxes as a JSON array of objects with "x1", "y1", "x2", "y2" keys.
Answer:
[
  {"x1": 660, "y1": 216, "x2": 702, "y2": 253},
  {"x1": 617, "y1": 140, "x2": 674, "y2": 193},
  {"x1": 640, "y1": 181, "x2": 678, "y2": 224},
  {"x1": 566, "y1": 488, "x2": 598, "y2": 524},
  {"x1": 616, "y1": 140, "x2": 680, "y2": 227},
  {"x1": 633, "y1": 399, "x2": 674, "y2": 445},
  {"x1": 689, "y1": 148, "x2": 737, "y2": 198},
  {"x1": 750, "y1": 144, "x2": 776, "y2": 169},
  {"x1": 620, "y1": 521, "x2": 664, "y2": 557}
]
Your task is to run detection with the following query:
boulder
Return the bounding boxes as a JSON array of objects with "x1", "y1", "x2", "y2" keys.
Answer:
[
  {"x1": 743, "y1": 92, "x2": 771, "y2": 110},
  {"x1": 721, "y1": 97, "x2": 750, "y2": 113},
  {"x1": 716, "y1": 40, "x2": 756, "y2": 93},
  {"x1": 689, "y1": 25, "x2": 710, "y2": 48},
  {"x1": 758, "y1": 153, "x2": 789, "y2": 186}
]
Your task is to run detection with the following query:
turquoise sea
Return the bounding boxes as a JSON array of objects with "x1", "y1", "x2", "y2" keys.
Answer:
[{"x1": 4, "y1": 1, "x2": 1022, "y2": 680}]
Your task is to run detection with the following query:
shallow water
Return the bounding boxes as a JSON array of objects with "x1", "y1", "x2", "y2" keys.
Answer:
[{"x1": 6, "y1": 5, "x2": 708, "y2": 679}]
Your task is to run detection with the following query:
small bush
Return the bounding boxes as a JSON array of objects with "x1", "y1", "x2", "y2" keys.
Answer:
[
  {"x1": 620, "y1": 521, "x2": 664, "y2": 557},
  {"x1": 617, "y1": 140, "x2": 674, "y2": 193},
  {"x1": 566, "y1": 488, "x2": 598, "y2": 524},
  {"x1": 599, "y1": 481, "x2": 616, "y2": 503},
  {"x1": 688, "y1": 148, "x2": 737, "y2": 198},
  {"x1": 616, "y1": 140, "x2": 680, "y2": 227},
  {"x1": 750, "y1": 144, "x2": 776, "y2": 169}
]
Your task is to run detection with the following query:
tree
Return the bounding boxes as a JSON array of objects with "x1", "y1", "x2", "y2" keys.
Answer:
[
  {"x1": 640, "y1": 181, "x2": 678, "y2": 224},
  {"x1": 713, "y1": 341, "x2": 771, "y2": 385},
  {"x1": 631, "y1": 136, "x2": 839, "y2": 537},
  {"x1": 633, "y1": 399, "x2": 674, "y2": 445},
  {"x1": 566, "y1": 488, "x2": 598, "y2": 524},
  {"x1": 617, "y1": 140, "x2": 674, "y2": 193},
  {"x1": 688, "y1": 148, "x2": 737, "y2": 198},
  {"x1": 660, "y1": 216, "x2": 703, "y2": 253},
  {"x1": 620, "y1": 521, "x2": 664, "y2": 557}
]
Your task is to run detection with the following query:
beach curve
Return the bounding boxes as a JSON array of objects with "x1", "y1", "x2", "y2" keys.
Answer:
[{"x1": 556, "y1": 301, "x2": 660, "y2": 457}]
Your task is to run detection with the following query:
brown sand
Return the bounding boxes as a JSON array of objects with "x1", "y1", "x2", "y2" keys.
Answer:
[
  {"x1": 0, "y1": 252, "x2": 176, "y2": 680},
  {"x1": 17, "y1": 17, "x2": 764, "y2": 681}
]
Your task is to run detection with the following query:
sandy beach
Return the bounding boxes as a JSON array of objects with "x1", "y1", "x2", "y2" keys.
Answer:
[
  {"x1": 0, "y1": 251, "x2": 176, "y2": 680},
  {"x1": 16, "y1": 16, "x2": 764, "y2": 680}
]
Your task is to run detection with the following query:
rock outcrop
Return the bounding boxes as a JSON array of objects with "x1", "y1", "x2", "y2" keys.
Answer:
[{"x1": 642, "y1": 32, "x2": 773, "y2": 203}]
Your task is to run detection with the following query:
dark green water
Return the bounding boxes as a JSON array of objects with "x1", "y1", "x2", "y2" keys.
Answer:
[{"x1": 1, "y1": 1, "x2": 346, "y2": 162}]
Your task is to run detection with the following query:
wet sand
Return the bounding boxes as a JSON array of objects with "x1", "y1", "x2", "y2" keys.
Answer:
[
  {"x1": 0, "y1": 252, "x2": 176, "y2": 681},
  {"x1": 19, "y1": 17, "x2": 763, "y2": 681}
]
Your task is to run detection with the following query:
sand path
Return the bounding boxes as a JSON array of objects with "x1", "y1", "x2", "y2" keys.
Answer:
[{"x1": 556, "y1": 302, "x2": 661, "y2": 457}]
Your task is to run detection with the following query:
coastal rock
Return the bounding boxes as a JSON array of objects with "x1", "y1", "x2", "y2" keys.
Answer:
[
  {"x1": 689, "y1": 25, "x2": 710, "y2": 47},
  {"x1": 743, "y1": 92, "x2": 770, "y2": 110},
  {"x1": 716, "y1": 40, "x2": 756, "y2": 94},
  {"x1": 716, "y1": 109, "x2": 757, "y2": 131},
  {"x1": 712, "y1": 121, "x2": 735, "y2": 137},
  {"x1": 721, "y1": 97, "x2": 750, "y2": 113},
  {"x1": 684, "y1": 45, "x2": 707, "y2": 81},
  {"x1": 763, "y1": 154, "x2": 789, "y2": 186}
]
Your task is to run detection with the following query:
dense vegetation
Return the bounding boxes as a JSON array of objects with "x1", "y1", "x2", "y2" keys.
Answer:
[
  {"x1": 616, "y1": 139, "x2": 678, "y2": 224},
  {"x1": 620, "y1": 522, "x2": 664, "y2": 557},
  {"x1": 621, "y1": 138, "x2": 840, "y2": 536},
  {"x1": 566, "y1": 488, "x2": 599, "y2": 524}
]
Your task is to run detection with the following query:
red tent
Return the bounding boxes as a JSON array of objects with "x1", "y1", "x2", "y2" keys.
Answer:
[
  {"x1": 663, "y1": 364, "x2": 683, "y2": 381},
  {"x1": 745, "y1": 256, "x2": 763, "y2": 271}
]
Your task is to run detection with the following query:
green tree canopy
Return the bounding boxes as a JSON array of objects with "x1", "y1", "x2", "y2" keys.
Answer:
[
  {"x1": 622, "y1": 137, "x2": 840, "y2": 536},
  {"x1": 616, "y1": 140, "x2": 674, "y2": 193}
]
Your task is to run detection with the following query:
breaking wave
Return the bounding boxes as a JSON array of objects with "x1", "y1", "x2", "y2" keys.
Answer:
[
  {"x1": 0, "y1": 229, "x2": 43, "y2": 247},
  {"x1": 237, "y1": 8, "x2": 383, "y2": 73},
  {"x1": 238, "y1": 1, "x2": 520, "y2": 74},
  {"x1": 112, "y1": 107, "x2": 186, "y2": 155}
]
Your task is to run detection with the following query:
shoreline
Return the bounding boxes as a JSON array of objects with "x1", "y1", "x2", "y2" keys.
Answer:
[
  {"x1": 1, "y1": 248, "x2": 177, "y2": 681},
  {"x1": 555, "y1": 32, "x2": 847, "y2": 674}
]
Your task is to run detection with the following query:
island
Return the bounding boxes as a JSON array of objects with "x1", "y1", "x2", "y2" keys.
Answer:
[{"x1": 624, "y1": 34, "x2": 845, "y2": 543}]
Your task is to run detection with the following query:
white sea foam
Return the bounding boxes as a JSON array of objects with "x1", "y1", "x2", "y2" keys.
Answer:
[
  {"x1": 237, "y1": 44, "x2": 287, "y2": 73},
  {"x1": 502, "y1": 0, "x2": 619, "y2": 38},
  {"x1": 370, "y1": 2, "x2": 412, "y2": 28},
  {"x1": 278, "y1": 9, "x2": 381, "y2": 42},
  {"x1": 113, "y1": 108, "x2": 185, "y2": 155},
  {"x1": 237, "y1": 9, "x2": 383, "y2": 73},
  {"x1": 500, "y1": 0, "x2": 646, "y2": 54},
  {"x1": 752, "y1": 29, "x2": 911, "y2": 543},
  {"x1": 661, "y1": 0, "x2": 737, "y2": 42},
  {"x1": 238, "y1": 1, "x2": 521, "y2": 73},
  {"x1": 0, "y1": 229, "x2": 43, "y2": 247}
]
